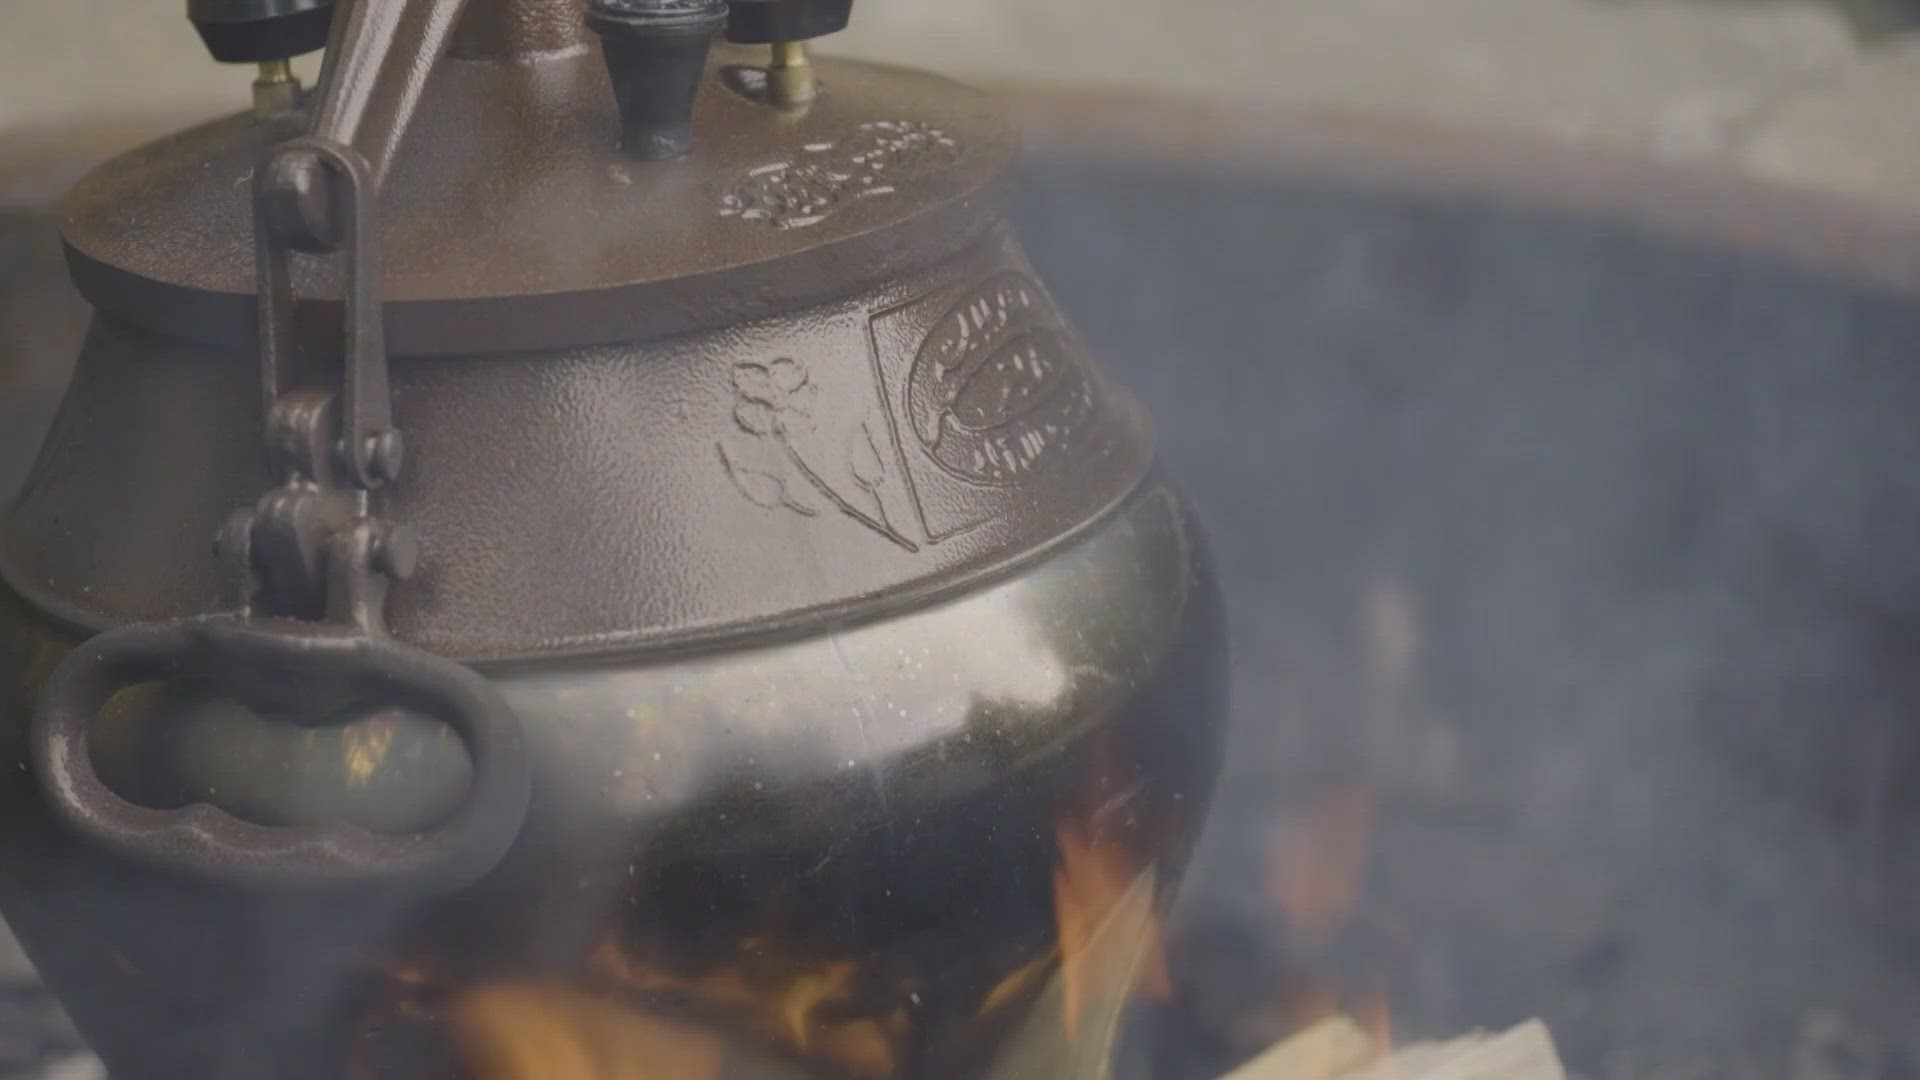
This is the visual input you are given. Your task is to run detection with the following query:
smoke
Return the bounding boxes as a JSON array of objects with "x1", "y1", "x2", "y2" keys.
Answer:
[
  {"x1": 0, "y1": 211, "x2": 86, "y2": 500},
  {"x1": 8, "y1": 142, "x2": 1920, "y2": 1079},
  {"x1": 1012, "y1": 161, "x2": 1920, "y2": 1078}
]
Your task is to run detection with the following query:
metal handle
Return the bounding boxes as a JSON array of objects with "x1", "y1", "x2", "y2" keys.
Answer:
[
  {"x1": 39, "y1": 0, "x2": 535, "y2": 891},
  {"x1": 308, "y1": 0, "x2": 470, "y2": 193},
  {"x1": 32, "y1": 616, "x2": 530, "y2": 889}
]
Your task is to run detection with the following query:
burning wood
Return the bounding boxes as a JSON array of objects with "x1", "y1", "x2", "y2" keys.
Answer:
[
  {"x1": 1054, "y1": 819, "x2": 1171, "y2": 1041},
  {"x1": 1219, "y1": 1014, "x2": 1376, "y2": 1080},
  {"x1": 348, "y1": 732, "x2": 1185, "y2": 1080},
  {"x1": 448, "y1": 982, "x2": 810, "y2": 1080},
  {"x1": 580, "y1": 935, "x2": 910, "y2": 1078},
  {"x1": 989, "y1": 868, "x2": 1163, "y2": 1080},
  {"x1": 1222, "y1": 1017, "x2": 1566, "y2": 1080}
]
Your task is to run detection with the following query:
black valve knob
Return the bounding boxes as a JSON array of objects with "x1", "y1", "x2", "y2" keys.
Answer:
[
  {"x1": 586, "y1": 0, "x2": 729, "y2": 161},
  {"x1": 188, "y1": 0, "x2": 336, "y2": 63},
  {"x1": 725, "y1": 0, "x2": 850, "y2": 110},
  {"x1": 723, "y1": 0, "x2": 852, "y2": 43}
]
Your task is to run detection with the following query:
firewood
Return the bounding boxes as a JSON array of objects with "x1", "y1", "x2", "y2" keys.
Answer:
[
  {"x1": 1344, "y1": 1020, "x2": 1565, "y2": 1080},
  {"x1": 1224, "y1": 1017, "x2": 1564, "y2": 1080},
  {"x1": 1219, "y1": 1014, "x2": 1377, "y2": 1079}
]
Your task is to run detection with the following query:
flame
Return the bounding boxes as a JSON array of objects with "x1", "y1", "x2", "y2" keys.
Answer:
[
  {"x1": 450, "y1": 983, "x2": 726, "y2": 1080},
  {"x1": 817, "y1": 1017, "x2": 899, "y2": 1077},
  {"x1": 1245, "y1": 779, "x2": 1394, "y2": 1068},
  {"x1": 588, "y1": 935, "x2": 903, "y2": 1077},
  {"x1": 342, "y1": 717, "x2": 400, "y2": 788},
  {"x1": 1265, "y1": 783, "x2": 1374, "y2": 945},
  {"x1": 978, "y1": 953, "x2": 1053, "y2": 1017},
  {"x1": 1221, "y1": 578, "x2": 1408, "y2": 1061},
  {"x1": 359, "y1": 729, "x2": 1192, "y2": 1076},
  {"x1": 385, "y1": 961, "x2": 433, "y2": 989},
  {"x1": 1351, "y1": 989, "x2": 1392, "y2": 1055},
  {"x1": 1053, "y1": 819, "x2": 1169, "y2": 1044}
]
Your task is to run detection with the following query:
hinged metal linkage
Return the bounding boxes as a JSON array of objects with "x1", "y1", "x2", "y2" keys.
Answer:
[{"x1": 229, "y1": 135, "x2": 413, "y2": 633}]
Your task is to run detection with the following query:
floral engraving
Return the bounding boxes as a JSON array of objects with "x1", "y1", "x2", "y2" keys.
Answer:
[
  {"x1": 720, "y1": 357, "x2": 919, "y2": 552},
  {"x1": 720, "y1": 121, "x2": 962, "y2": 230}
]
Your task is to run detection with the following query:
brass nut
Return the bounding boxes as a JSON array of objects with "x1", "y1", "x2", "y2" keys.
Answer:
[
  {"x1": 768, "y1": 41, "x2": 818, "y2": 111},
  {"x1": 252, "y1": 60, "x2": 300, "y2": 117}
]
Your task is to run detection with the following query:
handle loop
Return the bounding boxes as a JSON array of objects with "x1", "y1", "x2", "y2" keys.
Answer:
[{"x1": 32, "y1": 616, "x2": 530, "y2": 889}]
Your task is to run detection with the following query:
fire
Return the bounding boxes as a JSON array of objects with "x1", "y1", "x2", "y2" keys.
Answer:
[
  {"x1": 450, "y1": 983, "x2": 726, "y2": 1080},
  {"x1": 411, "y1": 936, "x2": 909, "y2": 1080},
  {"x1": 1052, "y1": 819, "x2": 1169, "y2": 1043},
  {"x1": 1254, "y1": 772, "x2": 1391, "y2": 1064},
  {"x1": 342, "y1": 716, "x2": 400, "y2": 788},
  {"x1": 588, "y1": 935, "x2": 906, "y2": 1076},
  {"x1": 1264, "y1": 782, "x2": 1374, "y2": 945},
  {"x1": 977, "y1": 953, "x2": 1052, "y2": 1017},
  {"x1": 358, "y1": 732, "x2": 1196, "y2": 1078},
  {"x1": 1351, "y1": 989, "x2": 1392, "y2": 1054}
]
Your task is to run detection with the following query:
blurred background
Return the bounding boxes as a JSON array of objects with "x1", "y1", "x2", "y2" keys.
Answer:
[
  {"x1": 11, "y1": 0, "x2": 1920, "y2": 204},
  {"x1": 11, "y1": 1, "x2": 1920, "y2": 1079}
]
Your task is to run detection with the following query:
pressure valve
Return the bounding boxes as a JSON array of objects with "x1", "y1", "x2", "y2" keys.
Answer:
[
  {"x1": 586, "y1": 0, "x2": 730, "y2": 159},
  {"x1": 726, "y1": 0, "x2": 856, "y2": 110},
  {"x1": 187, "y1": 0, "x2": 336, "y2": 115}
]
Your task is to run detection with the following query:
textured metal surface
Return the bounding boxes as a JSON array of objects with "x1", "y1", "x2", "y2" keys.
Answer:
[
  {"x1": 58, "y1": 51, "x2": 1014, "y2": 354},
  {"x1": 449, "y1": 0, "x2": 593, "y2": 57},
  {"x1": 3, "y1": 227, "x2": 1153, "y2": 660},
  {"x1": 0, "y1": 481, "x2": 1223, "y2": 1080},
  {"x1": 305, "y1": 0, "x2": 470, "y2": 190}
]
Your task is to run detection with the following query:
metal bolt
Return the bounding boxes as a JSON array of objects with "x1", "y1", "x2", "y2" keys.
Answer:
[
  {"x1": 364, "y1": 429, "x2": 405, "y2": 486},
  {"x1": 252, "y1": 59, "x2": 301, "y2": 118},
  {"x1": 372, "y1": 524, "x2": 420, "y2": 581}
]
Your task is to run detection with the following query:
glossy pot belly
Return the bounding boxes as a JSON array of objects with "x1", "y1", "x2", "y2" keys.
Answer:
[{"x1": 0, "y1": 483, "x2": 1226, "y2": 1079}]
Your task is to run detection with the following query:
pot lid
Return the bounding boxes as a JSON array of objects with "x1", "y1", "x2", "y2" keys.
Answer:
[{"x1": 59, "y1": 46, "x2": 1014, "y2": 355}]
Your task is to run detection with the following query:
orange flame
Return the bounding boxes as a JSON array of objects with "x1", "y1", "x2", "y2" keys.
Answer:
[
  {"x1": 587, "y1": 935, "x2": 903, "y2": 1076},
  {"x1": 1351, "y1": 988, "x2": 1392, "y2": 1055},
  {"x1": 1053, "y1": 818, "x2": 1170, "y2": 1044},
  {"x1": 977, "y1": 952, "x2": 1054, "y2": 1017},
  {"x1": 450, "y1": 983, "x2": 726, "y2": 1080},
  {"x1": 1247, "y1": 779, "x2": 1395, "y2": 1066},
  {"x1": 1265, "y1": 783, "x2": 1374, "y2": 946},
  {"x1": 362, "y1": 730, "x2": 1192, "y2": 1076},
  {"x1": 341, "y1": 716, "x2": 400, "y2": 789}
]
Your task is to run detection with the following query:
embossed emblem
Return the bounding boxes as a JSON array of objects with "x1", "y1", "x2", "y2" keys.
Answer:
[
  {"x1": 719, "y1": 121, "x2": 961, "y2": 230},
  {"x1": 719, "y1": 265, "x2": 1111, "y2": 550},
  {"x1": 718, "y1": 357, "x2": 919, "y2": 552},
  {"x1": 906, "y1": 272, "x2": 1096, "y2": 485}
]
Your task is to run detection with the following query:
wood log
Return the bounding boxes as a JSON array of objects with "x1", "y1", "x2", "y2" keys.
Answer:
[{"x1": 1225, "y1": 1017, "x2": 1564, "y2": 1080}]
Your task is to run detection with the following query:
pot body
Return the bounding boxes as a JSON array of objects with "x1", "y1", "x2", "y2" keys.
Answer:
[
  {"x1": 0, "y1": 183, "x2": 1224, "y2": 1075},
  {"x1": 0, "y1": 479, "x2": 1223, "y2": 1078},
  {"x1": 0, "y1": 28, "x2": 1224, "y2": 1070}
]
